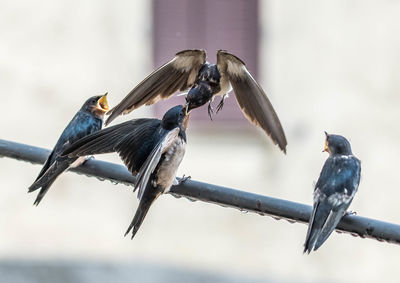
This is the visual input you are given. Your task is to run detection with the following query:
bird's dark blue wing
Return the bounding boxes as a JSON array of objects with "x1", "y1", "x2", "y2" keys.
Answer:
[
  {"x1": 63, "y1": 118, "x2": 163, "y2": 175},
  {"x1": 31, "y1": 111, "x2": 102, "y2": 183},
  {"x1": 28, "y1": 110, "x2": 103, "y2": 204},
  {"x1": 54, "y1": 111, "x2": 103, "y2": 155}
]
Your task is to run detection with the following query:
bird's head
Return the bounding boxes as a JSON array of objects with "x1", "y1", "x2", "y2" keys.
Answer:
[
  {"x1": 185, "y1": 83, "x2": 213, "y2": 112},
  {"x1": 323, "y1": 132, "x2": 353, "y2": 155},
  {"x1": 162, "y1": 105, "x2": 191, "y2": 134},
  {"x1": 83, "y1": 93, "x2": 110, "y2": 118}
]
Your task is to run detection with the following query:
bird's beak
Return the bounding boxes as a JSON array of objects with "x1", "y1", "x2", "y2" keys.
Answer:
[
  {"x1": 184, "y1": 102, "x2": 192, "y2": 115},
  {"x1": 323, "y1": 139, "x2": 330, "y2": 153},
  {"x1": 182, "y1": 112, "x2": 191, "y2": 131},
  {"x1": 96, "y1": 93, "x2": 110, "y2": 112},
  {"x1": 323, "y1": 131, "x2": 330, "y2": 153}
]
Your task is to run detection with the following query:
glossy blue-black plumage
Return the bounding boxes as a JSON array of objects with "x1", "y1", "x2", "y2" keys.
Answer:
[
  {"x1": 304, "y1": 134, "x2": 361, "y2": 253},
  {"x1": 62, "y1": 105, "x2": 188, "y2": 239},
  {"x1": 62, "y1": 105, "x2": 187, "y2": 175},
  {"x1": 28, "y1": 96, "x2": 106, "y2": 205},
  {"x1": 186, "y1": 63, "x2": 221, "y2": 112}
]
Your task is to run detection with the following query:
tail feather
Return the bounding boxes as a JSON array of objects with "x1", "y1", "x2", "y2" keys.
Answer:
[
  {"x1": 32, "y1": 151, "x2": 55, "y2": 184},
  {"x1": 125, "y1": 185, "x2": 162, "y2": 239},
  {"x1": 304, "y1": 203, "x2": 318, "y2": 253},
  {"x1": 303, "y1": 202, "x2": 331, "y2": 253},
  {"x1": 304, "y1": 229, "x2": 318, "y2": 254},
  {"x1": 33, "y1": 183, "x2": 55, "y2": 206},
  {"x1": 314, "y1": 210, "x2": 345, "y2": 250},
  {"x1": 125, "y1": 197, "x2": 155, "y2": 239},
  {"x1": 28, "y1": 159, "x2": 70, "y2": 205}
]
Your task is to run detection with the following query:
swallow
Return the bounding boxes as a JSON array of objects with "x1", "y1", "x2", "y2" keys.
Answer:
[
  {"x1": 105, "y1": 49, "x2": 287, "y2": 152},
  {"x1": 28, "y1": 94, "x2": 109, "y2": 205},
  {"x1": 304, "y1": 132, "x2": 361, "y2": 253},
  {"x1": 62, "y1": 105, "x2": 190, "y2": 239}
]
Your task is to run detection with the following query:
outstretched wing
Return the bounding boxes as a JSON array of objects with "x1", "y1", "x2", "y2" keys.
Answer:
[
  {"x1": 62, "y1": 118, "x2": 161, "y2": 174},
  {"x1": 216, "y1": 50, "x2": 287, "y2": 152},
  {"x1": 106, "y1": 49, "x2": 206, "y2": 125},
  {"x1": 62, "y1": 119, "x2": 150, "y2": 157},
  {"x1": 134, "y1": 127, "x2": 180, "y2": 200}
]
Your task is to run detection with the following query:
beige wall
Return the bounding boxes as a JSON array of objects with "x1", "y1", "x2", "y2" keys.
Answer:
[{"x1": 1, "y1": 1, "x2": 400, "y2": 282}]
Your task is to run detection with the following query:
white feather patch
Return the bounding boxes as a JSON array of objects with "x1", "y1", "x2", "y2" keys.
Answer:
[{"x1": 327, "y1": 189, "x2": 355, "y2": 206}]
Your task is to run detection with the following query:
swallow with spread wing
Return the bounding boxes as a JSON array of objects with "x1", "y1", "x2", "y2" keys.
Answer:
[
  {"x1": 28, "y1": 94, "x2": 109, "y2": 205},
  {"x1": 304, "y1": 133, "x2": 361, "y2": 253},
  {"x1": 105, "y1": 49, "x2": 287, "y2": 152},
  {"x1": 62, "y1": 105, "x2": 189, "y2": 239}
]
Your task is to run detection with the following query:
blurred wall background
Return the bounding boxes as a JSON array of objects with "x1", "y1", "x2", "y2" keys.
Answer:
[{"x1": 1, "y1": 0, "x2": 400, "y2": 282}]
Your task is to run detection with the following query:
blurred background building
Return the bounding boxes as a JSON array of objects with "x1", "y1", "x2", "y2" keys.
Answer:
[{"x1": 1, "y1": 0, "x2": 400, "y2": 282}]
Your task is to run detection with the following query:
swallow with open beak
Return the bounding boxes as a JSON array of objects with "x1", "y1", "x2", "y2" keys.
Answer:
[
  {"x1": 62, "y1": 105, "x2": 190, "y2": 239},
  {"x1": 304, "y1": 132, "x2": 361, "y2": 253},
  {"x1": 105, "y1": 49, "x2": 287, "y2": 152},
  {"x1": 28, "y1": 94, "x2": 109, "y2": 205}
]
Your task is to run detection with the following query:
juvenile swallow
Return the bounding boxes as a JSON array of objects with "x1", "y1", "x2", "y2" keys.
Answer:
[
  {"x1": 304, "y1": 132, "x2": 361, "y2": 253},
  {"x1": 105, "y1": 49, "x2": 287, "y2": 152},
  {"x1": 28, "y1": 94, "x2": 109, "y2": 205},
  {"x1": 62, "y1": 105, "x2": 189, "y2": 239}
]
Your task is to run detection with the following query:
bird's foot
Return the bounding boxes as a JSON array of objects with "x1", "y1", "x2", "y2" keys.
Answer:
[
  {"x1": 207, "y1": 103, "x2": 214, "y2": 121},
  {"x1": 216, "y1": 96, "x2": 226, "y2": 113},
  {"x1": 345, "y1": 210, "x2": 357, "y2": 216},
  {"x1": 179, "y1": 174, "x2": 191, "y2": 184}
]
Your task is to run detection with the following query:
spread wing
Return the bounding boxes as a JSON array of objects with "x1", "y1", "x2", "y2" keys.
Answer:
[
  {"x1": 62, "y1": 118, "x2": 161, "y2": 175},
  {"x1": 106, "y1": 49, "x2": 206, "y2": 125},
  {"x1": 217, "y1": 50, "x2": 287, "y2": 152},
  {"x1": 134, "y1": 127, "x2": 180, "y2": 200}
]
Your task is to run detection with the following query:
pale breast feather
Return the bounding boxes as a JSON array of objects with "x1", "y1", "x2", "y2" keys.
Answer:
[{"x1": 155, "y1": 137, "x2": 186, "y2": 191}]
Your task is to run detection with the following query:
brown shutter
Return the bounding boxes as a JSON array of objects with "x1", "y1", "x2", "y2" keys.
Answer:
[{"x1": 153, "y1": 0, "x2": 259, "y2": 124}]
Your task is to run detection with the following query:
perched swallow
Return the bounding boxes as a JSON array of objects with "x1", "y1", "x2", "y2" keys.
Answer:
[
  {"x1": 304, "y1": 132, "x2": 361, "y2": 253},
  {"x1": 62, "y1": 105, "x2": 189, "y2": 239},
  {"x1": 28, "y1": 94, "x2": 109, "y2": 205},
  {"x1": 105, "y1": 49, "x2": 287, "y2": 152}
]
